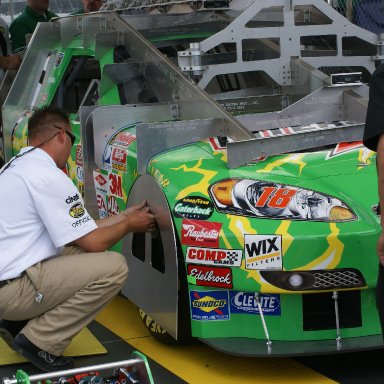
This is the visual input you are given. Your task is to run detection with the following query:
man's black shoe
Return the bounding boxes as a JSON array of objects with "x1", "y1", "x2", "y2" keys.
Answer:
[
  {"x1": 12, "y1": 333, "x2": 74, "y2": 372},
  {"x1": 0, "y1": 319, "x2": 28, "y2": 348}
]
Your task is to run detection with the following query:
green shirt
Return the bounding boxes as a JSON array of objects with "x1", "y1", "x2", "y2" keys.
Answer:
[{"x1": 9, "y1": 6, "x2": 58, "y2": 52}]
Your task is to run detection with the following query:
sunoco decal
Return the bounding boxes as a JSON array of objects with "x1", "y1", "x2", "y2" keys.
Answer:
[
  {"x1": 244, "y1": 234, "x2": 282, "y2": 270},
  {"x1": 190, "y1": 290, "x2": 229, "y2": 321},
  {"x1": 174, "y1": 196, "x2": 214, "y2": 220},
  {"x1": 229, "y1": 291, "x2": 281, "y2": 316},
  {"x1": 187, "y1": 265, "x2": 232, "y2": 288},
  {"x1": 181, "y1": 219, "x2": 221, "y2": 247},
  {"x1": 186, "y1": 246, "x2": 242, "y2": 267}
]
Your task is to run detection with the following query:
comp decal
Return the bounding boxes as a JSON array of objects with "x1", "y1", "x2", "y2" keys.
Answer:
[
  {"x1": 187, "y1": 265, "x2": 232, "y2": 288},
  {"x1": 190, "y1": 290, "x2": 230, "y2": 321},
  {"x1": 174, "y1": 196, "x2": 214, "y2": 220},
  {"x1": 181, "y1": 219, "x2": 222, "y2": 247},
  {"x1": 229, "y1": 291, "x2": 281, "y2": 316},
  {"x1": 244, "y1": 234, "x2": 282, "y2": 270},
  {"x1": 186, "y1": 246, "x2": 242, "y2": 267}
]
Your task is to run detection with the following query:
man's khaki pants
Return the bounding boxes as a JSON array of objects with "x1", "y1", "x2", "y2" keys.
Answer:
[{"x1": 0, "y1": 246, "x2": 128, "y2": 355}]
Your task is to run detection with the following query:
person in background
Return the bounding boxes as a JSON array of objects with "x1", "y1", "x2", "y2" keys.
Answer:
[
  {"x1": 9, "y1": 0, "x2": 58, "y2": 53},
  {"x1": 0, "y1": 106, "x2": 156, "y2": 372},
  {"x1": 72, "y1": 0, "x2": 103, "y2": 14},
  {"x1": 0, "y1": 7, "x2": 11, "y2": 80},
  {"x1": 363, "y1": 62, "x2": 384, "y2": 335}
]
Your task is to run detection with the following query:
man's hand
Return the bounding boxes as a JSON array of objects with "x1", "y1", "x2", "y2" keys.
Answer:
[
  {"x1": 123, "y1": 205, "x2": 156, "y2": 233},
  {"x1": 122, "y1": 200, "x2": 148, "y2": 216}
]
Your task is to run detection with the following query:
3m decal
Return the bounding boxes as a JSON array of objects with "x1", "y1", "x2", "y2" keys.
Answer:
[
  {"x1": 190, "y1": 290, "x2": 230, "y2": 321},
  {"x1": 188, "y1": 265, "x2": 232, "y2": 288},
  {"x1": 69, "y1": 202, "x2": 85, "y2": 218},
  {"x1": 109, "y1": 174, "x2": 123, "y2": 198},
  {"x1": 186, "y1": 247, "x2": 242, "y2": 267},
  {"x1": 111, "y1": 147, "x2": 127, "y2": 173},
  {"x1": 174, "y1": 196, "x2": 214, "y2": 220},
  {"x1": 244, "y1": 234, "x2": 282, "y2": 270},
  {"x1": 229, "y1": 291, "x2": 281, "y2": 316},
  {"x1": 181, "y1": 219, "x2": 222, "y2": 247}
]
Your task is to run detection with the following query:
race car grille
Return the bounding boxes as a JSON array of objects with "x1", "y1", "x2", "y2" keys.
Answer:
[
  {"x1": 312, "y1": 270, "x2": 362, "y2": 289},
  {"x1": 303, "y1": 290, "x2": 362, "y2": 331},
  {"x1": 260, "y1": 268, "x2": 366, "y2": 291}
]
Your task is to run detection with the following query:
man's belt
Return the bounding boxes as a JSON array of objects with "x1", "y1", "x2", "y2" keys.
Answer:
[{"x1": 0, "y1": 276, "x2": 20, "y2": 289}]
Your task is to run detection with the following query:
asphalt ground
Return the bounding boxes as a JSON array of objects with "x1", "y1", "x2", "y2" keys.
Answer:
[{"x1": 1, "y1": 296, "x2": 384, "y2": 384}]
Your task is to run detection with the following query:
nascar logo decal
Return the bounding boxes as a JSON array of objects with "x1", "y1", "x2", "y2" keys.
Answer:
[
  {"x1": 186, "y1": 246, "x2": 242, "y2": 266},
  {"x1": 190, "y1": 290, "x2": 230, "y2": 321},
  {"x1": 244, "y1": 234, "x2": 282, "y2": 270}
]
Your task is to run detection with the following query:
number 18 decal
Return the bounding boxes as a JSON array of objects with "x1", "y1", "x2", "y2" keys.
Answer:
[{"x1": 255, "y1": 187, "x2": 297, "y2": 209}]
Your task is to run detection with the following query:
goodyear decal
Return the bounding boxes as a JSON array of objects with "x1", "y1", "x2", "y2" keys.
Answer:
[
  {"x1": 190, "y1": 290, "x2": 230, "y2": 321},
  {"x1": 174, "y1": 196, "x2": 214, "y2": 220},
  {"x1": 229, "y1": 291, "x2": 281, "y2": 316}
]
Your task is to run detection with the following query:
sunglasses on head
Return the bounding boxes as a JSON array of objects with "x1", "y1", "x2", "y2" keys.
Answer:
[{"x1": 53, "y1": 124, "x2": 76, "y2": 146}]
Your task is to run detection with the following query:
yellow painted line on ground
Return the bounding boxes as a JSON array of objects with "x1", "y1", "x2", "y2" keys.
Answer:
[{"x1": 96, "y1": 296, "x2": 337, "y2": 384}]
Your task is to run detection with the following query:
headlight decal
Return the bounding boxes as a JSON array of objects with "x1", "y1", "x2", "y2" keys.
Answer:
[{"x1": 209, "y1": 178, "x2": 357, "y2": 222}]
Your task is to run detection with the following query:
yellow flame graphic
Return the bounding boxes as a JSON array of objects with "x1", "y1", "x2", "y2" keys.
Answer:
[
  {"x1": 256, "y1": 154, "x2": 307, "y2": 175},
  {"x1": 172, "y1": 159, "x2": 217, "y2": 199}
]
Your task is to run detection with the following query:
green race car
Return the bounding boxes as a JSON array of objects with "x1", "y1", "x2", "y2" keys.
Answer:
[{"x1": 1, "y1": 8, "x2": 382, "y2": 356}]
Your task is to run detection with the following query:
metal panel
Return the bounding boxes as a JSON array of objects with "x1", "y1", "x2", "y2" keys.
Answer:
[
  {"x1": 121, "y1": 174, "x2": 179, "y2": 339},
  {"x1": 90, "y1": 104, "x2": 177, "y2": 168},
  {"x1": 227, "y1": 123, "x2": 364, "y2": 168},
  {"x1": 136, "y1": 118, "x2": 231, "y2": 174}
]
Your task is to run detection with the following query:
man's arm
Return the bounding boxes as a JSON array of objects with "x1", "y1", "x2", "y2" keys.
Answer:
[
  {"x1": 377, "y1": 135, "x2": 384, "y2": 265},
  {"x1": 0, "y1": 54, "x2": 22, "y2": 70},
  {"x1": 74, "y1": 204, "x2": 156, "y2": 252},
  {"x1": 95, "y1": 201, "x2": 148, "y2": 228}
]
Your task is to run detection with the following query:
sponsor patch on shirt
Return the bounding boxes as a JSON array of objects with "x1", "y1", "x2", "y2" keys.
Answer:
[{"x1": 69, "y1": 202, "x2": 85, "y2": 218}]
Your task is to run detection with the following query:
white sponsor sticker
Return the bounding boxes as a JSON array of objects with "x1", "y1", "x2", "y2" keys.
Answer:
[
  {"x1": 186, "y1": 247, "x2": 242, "y2": 267},
  {"x1": 244, "y1": 234, "x2": 282, "y2": 270}
]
